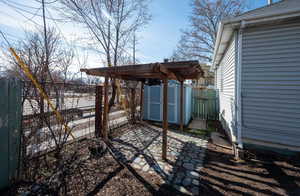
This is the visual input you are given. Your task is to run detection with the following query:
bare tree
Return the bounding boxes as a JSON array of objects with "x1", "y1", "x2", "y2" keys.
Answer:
[
  {"x1": 172, "y1": 0, "x2": 245, "y2": 62},
  {"x1": 5, "y1": 28, "x2": 74, "y2": 106},
  {"x1": 59, "y1": 0, "x2": 151, "y2": 111},
  {"x1": 3, "y1": 28, "x2": 98, "y2": 194}
]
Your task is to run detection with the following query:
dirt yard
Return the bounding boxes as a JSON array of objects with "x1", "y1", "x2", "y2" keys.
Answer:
[
  {"x1": 199, "y1": 140, "x2": 300, "y2": 196},
  {"x1": 3, "y1": 138, "x2": 181, "y2": 196},
  {"x1": 2, "y1": 121, "x2": 300, "y2": 196}
]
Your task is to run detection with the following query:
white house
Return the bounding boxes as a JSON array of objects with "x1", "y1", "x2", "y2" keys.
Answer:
[{"x1": 212, "y1": 0, "x2": 300, "y2": 153}]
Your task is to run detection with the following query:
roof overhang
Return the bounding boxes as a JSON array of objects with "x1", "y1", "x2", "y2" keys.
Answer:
[{"x1": 212, "y1": 0, "x2": 300, "y2": 70}]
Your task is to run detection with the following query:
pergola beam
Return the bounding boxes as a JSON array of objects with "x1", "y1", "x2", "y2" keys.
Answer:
[
  {"x1": 80, "y1": 60, "x2": 203, "y2": 82},
  {"x1": 159, "y1": 66, "x2": 183, "y2": 81}
]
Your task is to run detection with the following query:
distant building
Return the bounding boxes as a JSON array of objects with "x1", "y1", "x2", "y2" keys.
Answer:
[{"x1": 192, "y1": 64, "x2": 214, "y2": 89}]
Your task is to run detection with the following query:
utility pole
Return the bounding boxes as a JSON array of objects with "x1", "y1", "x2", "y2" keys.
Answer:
[
  {"x1": 42, "y1": 0, "x2": 48, "y2": 66},
  {"x1": 41, "y1": 0, "x2": 59, "y2": 110},
  {"x1": 133, "y1": 31, "x2": 136, "y2": 64},
  {"x1": 39, "y1": 0, "x2": 48, "y2": 122}
]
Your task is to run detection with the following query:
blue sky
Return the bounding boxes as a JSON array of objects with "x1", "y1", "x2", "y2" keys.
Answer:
[
  {"x1": 0, "y1": 0, "x2": 280, "y2": 71},
  {"x1": 137, "y1": 0, "x2": 192, "y2": 62},
  {"x1": 139, "y1": 0, "x2": 281, "y2": 62}
]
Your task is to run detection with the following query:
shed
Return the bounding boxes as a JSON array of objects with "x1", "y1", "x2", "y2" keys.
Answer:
[
  {"x1": 212, "y1": 0, "x2": 300, "y2": 153},
  {"x1": 81, "y1": 61, "x2": 203, "y2": 160},
  {"x1": 143, "y1": 81, "x2": 192, "y2": 125}
]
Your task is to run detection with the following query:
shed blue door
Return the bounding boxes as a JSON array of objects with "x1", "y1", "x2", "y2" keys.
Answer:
[
  {"x1": 143, "y1": 82, "x2": 192, "y2": 125},
  {"x1": 168, "y1": 86, "x2": 176, "y2": 123},
  {"x1": 149, "y1": 86, "x2": 161, "y2": 120}
]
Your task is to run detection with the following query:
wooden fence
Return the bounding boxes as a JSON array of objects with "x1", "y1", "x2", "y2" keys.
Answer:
[
  {"x1": 0, "y1": 79, "x2": 22, "y2": 189},
  {"x1": 192, "y1": 88, "x2": 219, "y2": 120}
]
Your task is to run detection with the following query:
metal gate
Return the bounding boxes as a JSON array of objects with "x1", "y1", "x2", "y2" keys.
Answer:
[
  {"x1": 192, "y1": 88, "x2": 219, "y2": 120},
  {"x1": 0, "y1": 79, "x2": 22, "y2": 189}
]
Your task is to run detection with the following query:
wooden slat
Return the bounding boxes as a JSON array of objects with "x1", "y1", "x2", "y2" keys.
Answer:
[{"x1": 159, "y1": 66, "x2": 180, "y2": 80}]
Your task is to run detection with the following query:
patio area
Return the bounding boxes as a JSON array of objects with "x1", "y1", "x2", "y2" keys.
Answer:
[{"x1": 111, "y1": 123, "x2": 207, "y2": 195}]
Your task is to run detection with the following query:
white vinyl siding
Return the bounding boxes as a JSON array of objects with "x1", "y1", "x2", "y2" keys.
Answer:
[
  {"x1": 216, "y1": 68, "x2": 222, "y2": 90},
  {"x1": 217, "y1": 36, "x2": 237, "y2": 142},
  {"x1": 241, "y1": 19, "x2": 300, "y2": 147}
]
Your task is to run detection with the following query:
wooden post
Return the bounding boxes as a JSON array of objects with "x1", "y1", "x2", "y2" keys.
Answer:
[
  {"x1": 95, "y1": 85, "x2": 103, "y2": 138},
  {"x1": 102, "y1": 77, "x2": 109, "y2": 141},
  {"x1": 140, "y1": 82, "x2": 144, "y2": 121},
  {"x1": 162, "y1": 79, "x2": 168, "y2": 160},
  {"x1": 180, "y1": 81, "x2": 184, "y2": 131},
  {"x1": 130, "y1": 88, "x2": 136, "y2": 123}
]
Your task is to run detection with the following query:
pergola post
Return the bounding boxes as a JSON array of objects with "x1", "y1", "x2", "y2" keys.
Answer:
[
  {"x1": 180, "y1": 81, "x2": 184, "y2": 131},
  {"x1": 95, "y1": 85, "x2": 103, "y2": 138},
  {"x1": 130, "y1": 88, "x2": 136, "y2": 123},
  {"x1": 162, "y1": 79, "x2": 168, "y2": 160},
  {"x1": 102, "y1": 77, "x2": 109, "y2": 141},
  {"x1": 140, "y1": 82, "x2": 144, "y2": 121}
]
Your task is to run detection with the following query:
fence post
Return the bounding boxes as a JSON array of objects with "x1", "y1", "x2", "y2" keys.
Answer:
[
  {"x1": 95, "y1": 85, "x2": 103, "y2": 138},
  {"x1": 130, "y1": 88, "x2": 136, "y2": 123},
  {"x1": 102, "y1": 77, "x2": 109, "y2": 141}
]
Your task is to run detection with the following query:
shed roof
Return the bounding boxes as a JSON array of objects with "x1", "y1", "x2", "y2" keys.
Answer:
[
  {"x1": 212, "y1": 0, "x2": 300, "y2": 69},
  {"x1": 80, "y1": 60, "x2": 203, "y2": 82}
]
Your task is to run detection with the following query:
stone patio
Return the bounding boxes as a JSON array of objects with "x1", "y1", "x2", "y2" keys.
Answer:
[{"x1": 111, "y1": 123, "x2": 207, "y2": 195}]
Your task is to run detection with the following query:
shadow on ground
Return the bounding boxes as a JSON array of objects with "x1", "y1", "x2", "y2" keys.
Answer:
[
  {"x1": 198, "y1": 142, "x2": 300, "y2": 196},
  {"x1": 109, "y1": 123, "x2": 207, "y2": 195}
]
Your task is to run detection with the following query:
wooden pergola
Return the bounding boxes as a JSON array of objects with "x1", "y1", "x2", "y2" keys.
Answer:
[{"x1": 80, "y1": 60, "x2": 203, "y2": 160}]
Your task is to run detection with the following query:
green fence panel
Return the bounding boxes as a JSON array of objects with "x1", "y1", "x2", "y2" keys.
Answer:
[
  {"x1": 0, "y1": 79, "x2": 22, "y2": 190},
  {"x1": 192, "y1": 88, "x2": 219, "y2": 120}
]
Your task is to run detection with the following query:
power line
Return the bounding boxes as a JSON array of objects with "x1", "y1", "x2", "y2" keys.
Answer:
[
  {"x1": 26, "y1": 5, "x2": 43, "y2": 22},
  {"x1": 0, "y1": 0, "x2": 66, "y2": 22},
  {"x1": 0, "y1": 9, "x2": 37, "y2": 29},
  {"x1": 34, "y1": 0, "x2": 59, "y2": 4},
  {"x1": 1, "y1": 0, "x2": 150, "y2": 63},
  {"x1": 0, "y1": 1, "x2": 43, "y2": 28},
  {"x1": 45, "y1": 6, "x2": 112, "y2": 61},
  {"x1": 0, "y1": 30, "x2": 12, "y2": 47},
  {"x1": 2, "y1": 0, "x2": 41, "y2": 10}
]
